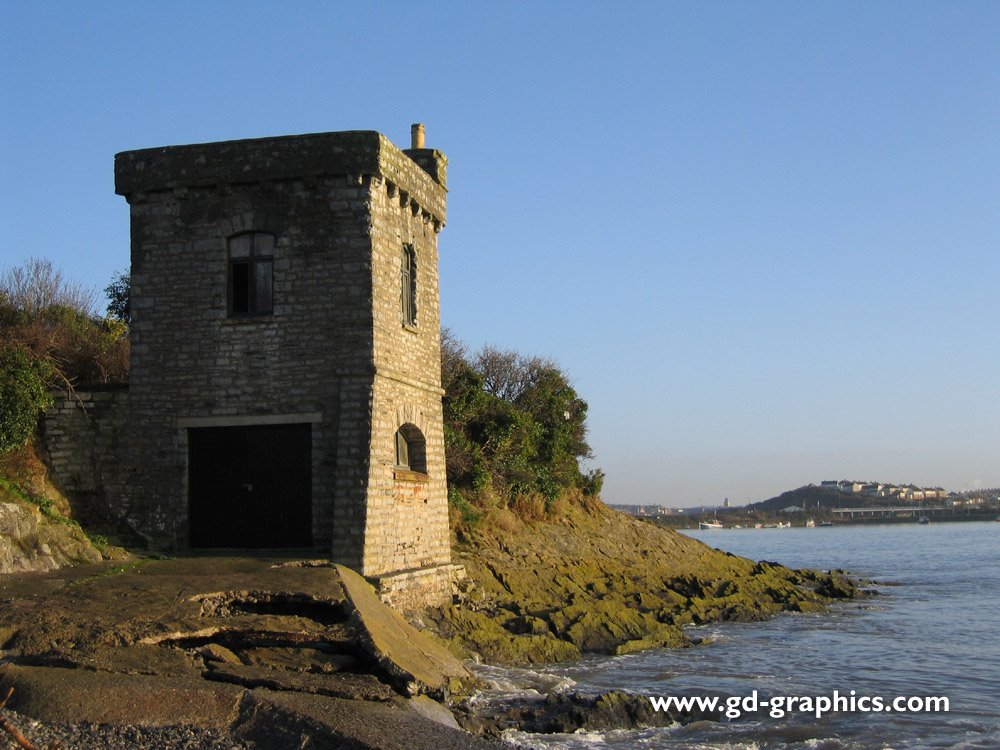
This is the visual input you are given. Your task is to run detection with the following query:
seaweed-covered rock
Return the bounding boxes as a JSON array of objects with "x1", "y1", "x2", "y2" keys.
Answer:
[
  {"x1": 428, "y1": 501, "x2": 862, "y2": 664},
  {"x1": 433, "y1": 607, "x2": 580, "y2": 664}
]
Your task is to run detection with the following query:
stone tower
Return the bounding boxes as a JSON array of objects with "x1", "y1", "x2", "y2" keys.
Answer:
[{"x1": 113, "y1": 127, "x2": 456, "y2": 606}]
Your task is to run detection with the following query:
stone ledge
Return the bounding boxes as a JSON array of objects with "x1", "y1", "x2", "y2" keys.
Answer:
[
  {"x1": 371, "y1": 563, "x2": 466, "y2": 612},
  {"x1": 392, "y1": 468, "x2": 430, "y2": 483}
]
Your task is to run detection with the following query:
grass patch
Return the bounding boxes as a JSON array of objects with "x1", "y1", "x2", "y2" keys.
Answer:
[
  {"x1": 0, "y1": 474, "x2": 117, "y2": 559},
  {"x1": 65, "y1": 559, "x2": 148, "y2": 588},
  {"x1": 0, "y1": 475, "x2": 77, "y2": 527},
  {"x1": 448, "y1": 486, "x2": 482, "y2": 528}
]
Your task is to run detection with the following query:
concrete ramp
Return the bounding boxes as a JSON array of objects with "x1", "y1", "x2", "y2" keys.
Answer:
[
  {"x1": 334, "y1": 564, "x2": 472, "y2": 698},
  {"x1": 0, "y1": 664, "x2": 243, "y2": 728}
]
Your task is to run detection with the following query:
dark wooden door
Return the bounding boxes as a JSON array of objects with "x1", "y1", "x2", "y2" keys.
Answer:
[{"x1": 188, "y1": 424, "x2": 312, "y2": 548}]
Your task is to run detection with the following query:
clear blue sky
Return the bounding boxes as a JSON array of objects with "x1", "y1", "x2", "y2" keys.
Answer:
[{"x1": 3, "y1": 2, "x2": 998, "y2": 505}]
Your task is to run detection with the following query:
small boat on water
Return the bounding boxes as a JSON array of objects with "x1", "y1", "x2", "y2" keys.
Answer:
[
  {"x1": 918, "y1": 516, "x2": 930, "y2": 525},
  {"x1": 699, "y1": 520, "x2": 724, "y2": 530},
  {"x1": 805, "y1": 518, "x2": 816, "y2": 528},
  {"x1": 818, "y1": 520, "x2": 833, "y2": 527}
]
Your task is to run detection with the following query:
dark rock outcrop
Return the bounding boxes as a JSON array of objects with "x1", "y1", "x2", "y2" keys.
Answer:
[{"x1": 457, "y1": 689, "x2": 709, "y2": 737}]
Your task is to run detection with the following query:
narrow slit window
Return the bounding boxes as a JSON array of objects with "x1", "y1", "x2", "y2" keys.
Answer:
[{"x1": 401, "y1": 244, "x2": 417, "y2": 327}]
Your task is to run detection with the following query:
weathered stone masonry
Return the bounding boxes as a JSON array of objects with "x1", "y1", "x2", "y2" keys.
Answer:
[
  {"x1": 46, "y1": 128, "x2": 458, "y2": 608},
  {"x1": 42, "y1": 386, "x2": 128, "y2": 528}
]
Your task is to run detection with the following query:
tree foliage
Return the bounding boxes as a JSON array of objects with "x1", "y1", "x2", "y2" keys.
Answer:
[
  {"x1": 442, "y1": 331, "x2": 602, "y2": 518},
  {"x1": 0, "y1": 344, "x2": 53, "y2": 453},
  {"x1": 104, "y1": 270, "x2": 131, "y2": 325},
  {"x1": 0, "y1": 260, "x2": 129, "y2": 453},
  {"x1": 1, "y1": 259, "x2": 129, "y2": 388}
]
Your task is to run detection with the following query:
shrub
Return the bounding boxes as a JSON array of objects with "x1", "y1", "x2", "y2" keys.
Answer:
[
  {"x1": 0, "y1": 345, "x2": 53, "y2": 453},
  {"x1": 509, "y1": 492, "x2": 547, "y2": 521},
  {"x1": 442, "y1": 333, "x2": 601, "y2": 522},
  {"x1": 448, "y1": 486, "x2": 482, "y2": 527},
  {"x1": 1, "y1": 260, "x2": 129, "y2": 387},
  {"x1": 1, "y1": 257, "x2": 96, "y2": 315},
  {"x1": 582, "y1": 468, "x2": 605, "y2": 497}
]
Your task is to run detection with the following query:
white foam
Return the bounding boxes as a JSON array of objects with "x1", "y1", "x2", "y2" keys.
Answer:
[{"x1": 469, "y1": 661, "x2": 577, "y2": 694}]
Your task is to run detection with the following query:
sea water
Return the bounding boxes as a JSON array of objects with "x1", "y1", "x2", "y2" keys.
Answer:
[{"x1": 488, "y1": 521, "x2": 1000, "y2": 750}]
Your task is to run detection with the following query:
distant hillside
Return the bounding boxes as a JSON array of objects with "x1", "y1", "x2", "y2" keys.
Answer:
[
  {"x1": 741, "y1": 483, "x2": 997, "y2": 525},
  {"x1": 750, "y1": 486, "x2": 862, "y2": 513}
]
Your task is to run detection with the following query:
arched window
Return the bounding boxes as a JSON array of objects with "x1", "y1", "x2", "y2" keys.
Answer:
[
  {"x1": 228, "y1": 232, "x2": 274, "y2": 315},
  {"x1": 401, "y1": 244, "x2": 417, "y2": 327},
  {"x1": 394, "y1": 423, "x2": 426, "y2": 473}
]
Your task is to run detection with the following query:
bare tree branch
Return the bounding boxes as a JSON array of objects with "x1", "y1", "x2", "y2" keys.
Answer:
[
  {"x1": 0, "y1": 687, "x2": 61, "y2": 750},
  {"x1": 1, "y1": 258, "x2": 97, "y2": 316}
]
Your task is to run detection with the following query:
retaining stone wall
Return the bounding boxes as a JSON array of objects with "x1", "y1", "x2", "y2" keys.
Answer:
[{"x1": 43, "y1": 388, "x2": 129, "y2": 527}]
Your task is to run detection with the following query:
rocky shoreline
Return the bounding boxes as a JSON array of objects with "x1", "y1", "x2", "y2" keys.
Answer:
[
  {"x1": 0, "y1": 503, "x2": 867, "y2": 749},
  {"x1": 426, "y1": 501, "x2": 862, "y2": 666}
]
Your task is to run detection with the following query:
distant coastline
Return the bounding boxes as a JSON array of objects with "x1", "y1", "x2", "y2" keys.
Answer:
[
  {"x1": 612, "y1": 480, "x2": 1000, "y2": 529},
  {"x1": 652, "y1": 510, "x2": 999, "y2": 530}
]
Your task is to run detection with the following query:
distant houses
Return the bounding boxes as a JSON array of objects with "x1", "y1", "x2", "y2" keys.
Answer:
[
  {"x1": 608, "y1": 503, "x2": 679, "y2": 518},
  {"x1": 952, "y1": 488, "x2": 1000, "y2": 507},
  {"x1": 819, "y1": 479, "x2": 950, "y2": 502}
]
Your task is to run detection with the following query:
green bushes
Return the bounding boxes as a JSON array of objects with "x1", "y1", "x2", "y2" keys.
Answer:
[
  {"x1": 441, "y1": 331, "x2": 600, "y2": 525},
  {"x1": 0, "y1": 259, "x2": 129, "y2": 453},
  {"x1": 0, "y1": 345, "x2": 53, "y2": 452},
  {"x1": 4, "y1": 302, "x2": 130, "y2": 386}
]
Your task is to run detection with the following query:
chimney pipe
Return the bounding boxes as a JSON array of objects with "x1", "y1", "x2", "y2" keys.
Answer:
[{"x1": 410, "y1": 123, "x2": 425, "y2": 149}]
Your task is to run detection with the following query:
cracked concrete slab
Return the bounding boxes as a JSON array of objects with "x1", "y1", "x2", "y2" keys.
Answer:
[
  {"x1": 232, "y1": 689, "x2": 498, "y2": 750},
  {"x1": 334, "y1": 564, "x2": 473, "y2": 698},
  {"x1": 0, "y1": 557, "x2": 484, "y2": 748},
  {"x1": 0, "y1": 664, "x2": 244, "y2": 728},
  {"x1": 203, "y1": 662, "x2": 399, "y2": 702}
]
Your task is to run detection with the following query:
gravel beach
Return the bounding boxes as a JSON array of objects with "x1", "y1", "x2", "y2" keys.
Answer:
[{"x1": 2, "y1": 708, "x2": 255, "y2": 750}]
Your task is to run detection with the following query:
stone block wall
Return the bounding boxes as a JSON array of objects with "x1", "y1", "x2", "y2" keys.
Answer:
[
  {"x1": 110, "y1": 129, "x2": 454, "y2": 601},
  {"x1": 118, "y1": 172, "x2": 374, "y2": 548},
  {"x1": 359, "y1": 149, "x2": 451, "y2": 577},
  {"x1": 365, "y1": 377, "x2": 450, "y2": 575},
  {"x1": 375, "y1": 562, "x2": 466, "y2": 615},
  {"x1": 43, "y1": 388, "x2": 129, "y2": 528}
]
